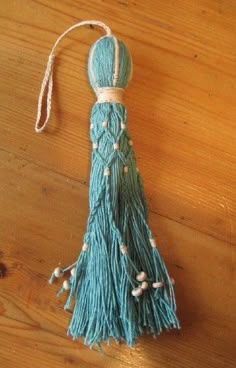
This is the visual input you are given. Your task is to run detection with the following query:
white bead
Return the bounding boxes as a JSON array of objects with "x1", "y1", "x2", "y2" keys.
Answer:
[
  {"x1": 121, "y1": 122, "x2": 126, "y2": 130},
  {"x1": 141, "y1": 281, "x2": 149, "y2": 290},
  {"x1": 54, "y1": 267, "x2": 63, "y2": 278},
  {"x1": 63, "y1": 280, "x2": 70, "y2": 290},
  {"x1": 102, "y1": 121, "x2": 108, "y2": 127},
  {"x1": 70, "y1": 267, "x2": 76, "y2": 277},
  {"x1": 92, "y1": 143, "x2": 98, "y2": 149},
  {"x1": 113, "y1": 142, "x2": 119, "y2": 150},
  {"x1": 132, "y1": 287, "x2": 143, "y2": 297},
  {"x1": 128, "y1": 140, "x2": 133, "y2": 146},
  {"x1": 149, "y1": 238, "x2": 156, "y2": 248},
  {"x1": 123, "y1": 166, "x2": 129, "y2": 173},
  {"x1": 152, "y1": 281, "x2": 164, "y2": 288},
  {"x1": 171, "y1": 278, "x2": 175, "y2": 285},
  {"x1": 90, "y1": 124, "x2": 94, "y2": 130},
  {"x1": 120, "y1": 245, "x2": 128, "y2": 254},
  {"x1": 82, "y1": 243, "x2": 89, "y2": 252},
  {"x1": 136, "y1": 271, "x2": 147, "y2": 282},
  {"x1": 104, "y1": 168, "x2": 110, "y2": 176}
]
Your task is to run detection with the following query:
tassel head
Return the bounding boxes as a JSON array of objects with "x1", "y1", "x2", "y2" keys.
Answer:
[{"x1": 88, "y1": 36, "x2": 133, "y2": 90}]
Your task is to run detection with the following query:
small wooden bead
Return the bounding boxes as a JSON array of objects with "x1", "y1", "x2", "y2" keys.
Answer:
[
  {"x1": 152, "y1": 281, "x2": 164, "y2": 288},
  {"x1": 102, "y1": 121, "x2": 108, "y2": 127},
  {"x1": 113, "y1": 142, "x2": 119, "y2": 150},
  {"x1": 141, "y1": 281, "x2": 149, "y2": 290},
  {"x1": 149, "y1": 238, "x2": 156, "y2": 248},
  {"x1": 136, "y1": 167, "x2": 139, "y2": 173},
  {"x1": 136, "y1": 271, "x2": 147, "y2": 282},
  {"x1": 120, "y1": 245, "x2": 128, "y2": 254},
  {"x1": 63, "y1": 280, "x2": 70, "y2": 290},
  {"x1": 54, "y1": 267, "x2": 63, "y2": 278},
  {"x1": 128, "y1": 140, "x2": 133, "y2": 146},
  {"x1": 104, "y1": 168, "x2": 110, "y2": 176},
  {"x1": 70, "y1": 267, "x2": 76, "y2": 277},
  {"x1": 171, "y1": 278, "x2": 175, "y2": 285},
  {"x1": 92, "y1": 143, "x2": 98, "y2": 149},
  {"x1": 124, "y1": 166, "x2": 129, "y2": 173},
  {"x1": 132, "y1": 287, "x2": 143, "y2": 297},
  {"x1": 82, "y1": 243, "x2": 89, "y2": 252},
  {"x1": 121, "y1": 122, "x2": 126, "y2": 130}
]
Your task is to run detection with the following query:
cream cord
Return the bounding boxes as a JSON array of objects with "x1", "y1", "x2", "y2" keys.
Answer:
[
  {"x1": 95, "y1": 87, "x2": 124, "y2": 104},
  {"x1": 35, "y1": 20, "x2": 112, "y2": 133}
]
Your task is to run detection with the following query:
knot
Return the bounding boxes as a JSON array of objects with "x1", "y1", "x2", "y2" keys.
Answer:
[{"x1": 95, "y1": 87, "x2": 124, "y2": 104}]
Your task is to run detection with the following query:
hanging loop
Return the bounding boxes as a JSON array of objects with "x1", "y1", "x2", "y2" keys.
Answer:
[{"x1": 34, "y1": 20, "x2": 112, "y2": 133}]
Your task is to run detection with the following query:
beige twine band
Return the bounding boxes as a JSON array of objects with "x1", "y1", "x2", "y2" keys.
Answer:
[{"x1": 95, "y1": 87, "x2": 124, "y2": 104}]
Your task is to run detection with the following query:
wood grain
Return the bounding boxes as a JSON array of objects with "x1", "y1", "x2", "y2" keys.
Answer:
[{"x1": 0, "y1": 1, "x2": 235, "y2": 367}]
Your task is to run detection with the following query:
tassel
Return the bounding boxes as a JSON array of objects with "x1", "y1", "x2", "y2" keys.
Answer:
[{"x1": 34, "y1": 20, "x2": 180, "y2": 350}]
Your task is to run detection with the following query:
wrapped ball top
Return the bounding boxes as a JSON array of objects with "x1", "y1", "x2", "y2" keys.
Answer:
[{"x1": 88, "y1": 36, "x2": 133, "y2": 90}]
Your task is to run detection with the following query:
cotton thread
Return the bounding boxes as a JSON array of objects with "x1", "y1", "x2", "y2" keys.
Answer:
[
  {"x1": 35, "y1": 20, "x2": 112, "y2": 133},
  {"x1": 95, "y1": 87, "x2": 124, "y2": 104}
]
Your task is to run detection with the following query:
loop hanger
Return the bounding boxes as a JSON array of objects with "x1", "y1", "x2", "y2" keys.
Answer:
[{"x1": 34, "y1": 20, "x2": 112, "y2": 133}]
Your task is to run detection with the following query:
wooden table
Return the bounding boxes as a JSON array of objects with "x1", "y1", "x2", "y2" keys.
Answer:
[{"x1": 0, "y1": 1, "x2": 235, "y2": 367}]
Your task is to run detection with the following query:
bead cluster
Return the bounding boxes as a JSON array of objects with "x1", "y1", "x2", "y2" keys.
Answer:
[
  {"x1": 52, "y1": 263, "x2": 78, "y2": 292},
  {"x1": 51, "y1": 242, "x2": 89, "y2": 292},
  {"x1": 119, "y1": 238, "x2": 176, "y2": 298},
  {"x1": 132, "y1": 271, "x2": 149, "y2": 297}
]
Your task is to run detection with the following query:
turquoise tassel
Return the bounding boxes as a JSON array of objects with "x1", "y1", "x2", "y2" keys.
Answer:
[{"x1": 35, "y1": 21, "x2": 180, "y2": 350}]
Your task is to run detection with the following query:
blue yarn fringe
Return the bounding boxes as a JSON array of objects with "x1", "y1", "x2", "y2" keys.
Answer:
[{"x1": 49, "y1": 102, "x2": 180, "y2": 350}]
